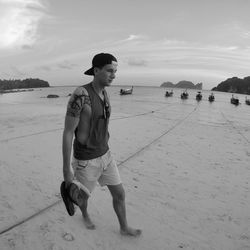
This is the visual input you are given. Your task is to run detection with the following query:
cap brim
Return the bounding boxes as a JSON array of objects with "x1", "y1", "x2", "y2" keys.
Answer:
[{"x1": 84, "y1": 67, "x2": 94, "y2": 75}]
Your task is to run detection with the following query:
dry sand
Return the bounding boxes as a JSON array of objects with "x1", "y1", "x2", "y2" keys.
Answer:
[{"x1": 0, "y1": 92, "x2": 250, "y2": 250}]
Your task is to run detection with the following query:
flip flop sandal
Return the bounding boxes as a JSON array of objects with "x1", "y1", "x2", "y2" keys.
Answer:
[
  {"x1": 60, "y1": 181, "x2": 75, "y2": 216},
  {"x1": 68, "y1": 182, "x2": 81, "y2": 205}
]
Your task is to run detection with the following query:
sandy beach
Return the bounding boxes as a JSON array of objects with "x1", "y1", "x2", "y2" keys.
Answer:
[{"x1": 0, "y1": 87, "x2": 250, "y2": 250}]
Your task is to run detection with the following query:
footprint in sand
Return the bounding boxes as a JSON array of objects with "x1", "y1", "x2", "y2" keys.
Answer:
[
  {"x1": 62, "y1": 232, "x2": 75, "y2": 241},
  {"x1": 7, "y1": 238, "x2": 15, "y2": 249}
]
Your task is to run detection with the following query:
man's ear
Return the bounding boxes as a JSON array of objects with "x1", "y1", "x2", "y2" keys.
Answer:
[{"x1": 93, "y1": 67, "x2": 99, "y2": 75}]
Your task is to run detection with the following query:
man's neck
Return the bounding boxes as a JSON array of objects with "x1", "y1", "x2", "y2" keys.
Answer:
[
  {"x1": 91, "y1": 80, "x2": 105, "y2": 100},
  {"x1": 91, "y1": 80, "x2": 104, "y2": 94}
]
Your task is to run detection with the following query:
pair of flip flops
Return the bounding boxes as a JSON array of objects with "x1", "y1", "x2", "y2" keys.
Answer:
[{"x1": 60, "y1": 181, "x2": 78, "y2": 216}]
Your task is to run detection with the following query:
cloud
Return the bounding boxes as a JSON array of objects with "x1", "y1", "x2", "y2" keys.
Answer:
[
  {"x1": 0, "y1": 0, "x2": 48, "y2": 49},
  {"x1": 230, "y1": 21, "x2": 250, "y2": 39},
  {"x1": 36, "y1": 60, "x2": 78, "y2": 72},
  {"x1": 123, "y1": 34, "x2": 146, "y2": 42},
  {"x1": 39, "y1": 65, "x2": 52, "y2": 71},
  {"x1": 126, "y1": 34, "x2": 140, "y2": 41},
  {"x1": 57, "y1": 60, "x2": 78, "y2": 70},
  {"x1": 111, "y1": 36, "x2": 250, "y2": 86},
  {"x1": 9, "y1": 65, "x2": 26, "y2": 77},
  {"x1": 127, "y1": 58, "x2": 147, "y2": 67}
]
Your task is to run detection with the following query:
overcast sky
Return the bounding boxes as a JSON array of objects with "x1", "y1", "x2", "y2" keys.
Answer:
[{"x1": 0, "y1": 0, "x2": 250, "y2": 89}]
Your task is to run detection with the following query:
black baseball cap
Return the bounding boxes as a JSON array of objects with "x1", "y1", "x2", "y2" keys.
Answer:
[{"x1": 84, "y1": 53, "x2": 117, "y2": 75}]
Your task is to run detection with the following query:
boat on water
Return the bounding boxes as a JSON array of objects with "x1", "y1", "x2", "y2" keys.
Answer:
[
  {"x1": 196, "y1": 91, "x2": 202, "y2": 101},
  {"x1": 165, "y1": 90, "x2": 173, "y2": 97},
  {"x1": 245, "y1": 96, "x2": 250, "y2": 105},
  {"x1": 181, "y1": 90, "x2": 189, "y2": 99},
  {"x1": 208, "y1": 93, "x2": 215, "y2": 102},
  {"x1": 231, "y1": 94, "x2": 239, "y2": 105},
  {"x1": 120, "y1": 86, "x2": 133, "y2": 95}
]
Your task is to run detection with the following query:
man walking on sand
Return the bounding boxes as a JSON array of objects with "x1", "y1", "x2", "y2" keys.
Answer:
[{"x1": 60, "y1": 53, "x2": 141, "y2": 236}]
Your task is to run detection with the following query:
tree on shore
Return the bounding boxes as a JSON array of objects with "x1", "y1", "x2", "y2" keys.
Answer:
[
  {"x1": 212, "y1": 76, "x2": 250, "y2": 94},
  {"x1": 0, "y1": 78, "x2": 50, "y2": 91}
]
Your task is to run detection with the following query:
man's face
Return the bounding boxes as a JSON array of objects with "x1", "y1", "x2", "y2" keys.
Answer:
[{"x1": 95, "y1": 61, "x2": 118, "y2": 86}]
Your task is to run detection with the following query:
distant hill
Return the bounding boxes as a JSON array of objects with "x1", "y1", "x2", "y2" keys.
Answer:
[
  {"x1": 160, "y1": 81, "x2": 175, "y2": 88},
  {"x1": 0, "y1": 78, "x2": 50, "y2": 92},
  {"x1": 211, "y1": 76, "x2": 250, "y2": 94},
  {"x1": 161, "y1": 80, "x2": 202, "y2": 89}
]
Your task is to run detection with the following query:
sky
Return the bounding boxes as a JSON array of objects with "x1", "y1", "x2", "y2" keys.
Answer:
[{"x1": 0, "y1": 0, "x2": 250, "y2": 90}]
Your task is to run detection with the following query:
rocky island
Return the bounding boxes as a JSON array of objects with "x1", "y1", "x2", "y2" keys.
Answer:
[
  {"x1": 211, "y1": 76, "x2": 250, "y2": 94},
  {"x1": 161, "y1": 80, "x2": 202, "y2": 89}
]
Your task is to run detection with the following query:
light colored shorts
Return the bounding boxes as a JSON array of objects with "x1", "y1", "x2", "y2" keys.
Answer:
[{"x1": 71, "y1": 150, "x2": 121, "y2": 197}]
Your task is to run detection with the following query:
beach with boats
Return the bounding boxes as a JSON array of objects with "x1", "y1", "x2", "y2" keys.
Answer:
[{"x1": 0, "y1": 85, "x2": 250, "y2": 250}]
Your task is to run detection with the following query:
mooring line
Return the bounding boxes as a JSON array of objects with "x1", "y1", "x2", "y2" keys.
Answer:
[
  {"x1": 118, "y1": 106, "x2": 198, "y2": 166},
  {"x1": 0, "y1": 105, "x2": 198, "y2": 236},
  {"x1": 0, "y1": 108, "x2": 163, "y2": 143},
  {"x1": 0, "y1": 200, "x2": 62, "y2": 235},
  {"x1": 220, "y1": 111, "x2": 250, "y2": 144},
  {"x1": 113, "y1": 108, "x2": 162, "y2": 121},
  {"x1": 0, "y1": 128, "x2": 63, "y2": 143}
]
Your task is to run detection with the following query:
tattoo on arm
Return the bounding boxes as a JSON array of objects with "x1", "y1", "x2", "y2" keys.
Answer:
[{"x1": 66, "y1": 90, "x2": 91, "y2": 117}]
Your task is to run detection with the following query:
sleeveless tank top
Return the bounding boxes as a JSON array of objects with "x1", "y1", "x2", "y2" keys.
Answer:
[{"x1": 73, "y1": 83, "x2": 110, "y2": 160}]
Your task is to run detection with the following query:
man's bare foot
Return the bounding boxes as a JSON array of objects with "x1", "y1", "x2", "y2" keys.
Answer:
[
  {"x1": 82, "y1": 215, "x2": 96, "y2": 230},
  {"x1": 120, "y1": 227, "x2": 142, "y2": 237}
]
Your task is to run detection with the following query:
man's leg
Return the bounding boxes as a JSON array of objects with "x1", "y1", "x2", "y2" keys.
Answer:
[
  {"x1": 107, "y1": 184, "x2": 141, "y2": 236},
  {"x1": 69, "y1": 184, "x2": 95, "y2": 230},
  {"x1": 78, "y1": 190, "x2": 96, "y2": 229}
]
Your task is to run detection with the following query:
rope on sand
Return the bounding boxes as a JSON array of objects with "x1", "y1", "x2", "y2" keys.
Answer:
[
  {"x1": 0, "y1": 128, "x2": 63, "y2": 143},
  {"x1": 220, "y1": 111, "x2": 250, "y2": 144},
  {"x1": 0, "y1": 200, "x2": 62, "y2": 235},
  {"x1": 0, "y1": 109, "x2": 162, "y2": 143},
  {"x1": 118, "y1": 106, "x2": 198, "y2": 166},
  {"x1": 0, "y1": 105, "x2": 198, "y2": 236}
]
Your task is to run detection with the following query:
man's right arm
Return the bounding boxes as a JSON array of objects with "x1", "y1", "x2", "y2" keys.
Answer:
[
  {"x1": 62, "y1": 116, "x2": 79, "y2": 183},
  {"x1": 62, "y1": 87, "x2": 88, "y2": 184}
]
